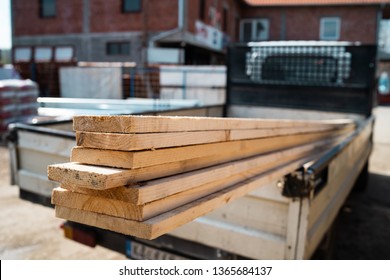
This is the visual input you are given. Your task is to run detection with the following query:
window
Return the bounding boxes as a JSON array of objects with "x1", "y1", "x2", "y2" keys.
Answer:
[
  {"x1": 14, "y1": 47, "x2": 32, "y2": 62},
  {"x1": 55, "y1": 46, "x2": 75, "y2": 62},
  {"x1": 106, "y1": 42, "x2": 131, "y2": 55},
  {"x1": 122, "y1": 0, "x2": 141, "y2": 13},
  {"x1": 199, "y1": 0, "x2": 205, "y2": 20},
  {"x1": 222, "y1": 6, "x2": 228, "y2": 33},
  {"x1": 320, "y1": 17, "x2": 341, "y2": 40},
  {"x1": 240, "y1": 19, "x2": 269, "y2": 42},
  {"x1": 40, "y1": 0, "x2": 56, "y2": 18},
  {"x1": 34, "y1": 47, "x2": 53, "y2": 62}
]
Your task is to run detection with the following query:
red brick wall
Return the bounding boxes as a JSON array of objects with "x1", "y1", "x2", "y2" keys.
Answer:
[
  {"x1": 242, "y1": 7, "x2": 281, "y2": 41},
  {"x1": 187, "y1": 0, "x2": 243, "y2": 41},
  {"x1": 13, "y1": 1, "x2": 378, "y2": 44},
  {"x1": 90, "y1": 0, "x2": 178, "y2": 33},
  {"x1": 13, "y1": 0, "x2": 83, "y2": 36},
  {"x1": 13, "y1": 0, "x2": 178, "y2": 36},
  {"x1": 242, "y1": 5, "x2": 378, "y2": 43}
]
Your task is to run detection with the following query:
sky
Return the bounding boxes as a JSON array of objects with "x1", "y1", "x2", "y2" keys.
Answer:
[{"x1": 0, "y1": 0, "x2": 11, "y2": 49}]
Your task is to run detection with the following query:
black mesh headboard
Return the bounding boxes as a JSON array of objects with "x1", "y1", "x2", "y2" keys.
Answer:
[{"x1": 227, "y1": 41, "x2": 377, "y2": 116}]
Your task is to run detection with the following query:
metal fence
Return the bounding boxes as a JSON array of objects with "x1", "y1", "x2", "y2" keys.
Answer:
[
  {"x1": 14, "y1": 62, "x2": 226, "y2": 105},
  {"x1": 122, "y1": 66, "x2": 226, "y2": 101}
]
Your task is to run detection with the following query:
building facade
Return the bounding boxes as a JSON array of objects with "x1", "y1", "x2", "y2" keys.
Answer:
[{"x1": 11, "y1": 0, "x2": 390, "y2": 65}]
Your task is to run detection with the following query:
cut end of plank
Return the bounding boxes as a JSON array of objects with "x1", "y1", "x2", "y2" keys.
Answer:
[
  {"x1": 48, "y1": 162, "x2": 124, "y2": 190},
  {"x1": 55, "y1": 205, "x2": 155, "y2": 239}
]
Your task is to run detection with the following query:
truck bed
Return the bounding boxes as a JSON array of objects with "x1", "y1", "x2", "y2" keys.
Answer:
[
  {"x1": 169, "y1": 113, "x2": 372, "y2": 259},
  {"x1": 7, "y1": 106, "x2": 373, "y2": 259}
]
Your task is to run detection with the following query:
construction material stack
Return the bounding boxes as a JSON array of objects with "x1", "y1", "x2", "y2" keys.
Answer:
[
  {"x1": 48, "y1": 115, "x2": 355, "y2": 240},
  {"x1": 0, "y1": 79, "x2": 38, "y2": 134}
]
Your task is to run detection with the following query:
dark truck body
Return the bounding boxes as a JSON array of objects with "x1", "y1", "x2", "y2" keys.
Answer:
[{"x1": 8, "y1": 41, "x2": 377, "y2": 259}]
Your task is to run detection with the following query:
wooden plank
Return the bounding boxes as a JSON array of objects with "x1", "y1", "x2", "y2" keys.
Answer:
[
  {"x1": 55, "y1": 155, "x2": 316, "y2": 240},
  {"x1": 73, "y1": 115, "x2": 354, "y2": 134},
  {"x1": 62, "y1": 142, "x2": 316, "y2": 206},
  {"x1": 62, "y1": 148, "x2": 296, "y2": 206},
  {"x1": 51, "y1": 133, "x2": 346, "y2": 190},
  {"x1": 52, "y1": 187, "x2": 143, "y2": 220},
  {"x1": 53, "y1": 139, "x2": 332, "y2": 220},
  {"x1": 76, "y1": 130, "x2": 228, "y2": 151},
  {"x1": 70, "y1": 129, "x2": 350, "y2": 169},
  {"x1": 101, "y1": 138, "x2": 335, "y2": 204},
  {"x1": 54, "y1": 166, "x2": 266, "y2": 221},
  {"x1": 75, "y1": 124, "x2": 353, "y2": 151},
  {"x1": 229, "y1": 124, "x2": 354, "y2": 141}
]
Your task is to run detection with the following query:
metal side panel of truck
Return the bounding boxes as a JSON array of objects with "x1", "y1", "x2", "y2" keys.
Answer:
[{"x1": 8, "y1": 41, "x2": 377, "y2": 260}]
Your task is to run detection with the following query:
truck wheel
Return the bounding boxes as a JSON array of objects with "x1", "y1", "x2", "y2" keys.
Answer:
[{"x1": 353, "y1": 161, "x2": 369, "y2": 192}]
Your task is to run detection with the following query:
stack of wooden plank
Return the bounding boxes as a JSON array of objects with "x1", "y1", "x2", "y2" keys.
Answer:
[{"x1": 48, "y1": 115, "x2": 355, "y2": 239}]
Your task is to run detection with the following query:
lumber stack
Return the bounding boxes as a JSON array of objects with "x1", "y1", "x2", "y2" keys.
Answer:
[{"x1": 48, "y1": 115, "x2": 355, "y2": 239}]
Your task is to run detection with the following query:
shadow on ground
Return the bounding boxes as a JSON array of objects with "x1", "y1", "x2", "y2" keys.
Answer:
[{"x1": 333, "y1": 172, "x2": 390, "y2": 259}]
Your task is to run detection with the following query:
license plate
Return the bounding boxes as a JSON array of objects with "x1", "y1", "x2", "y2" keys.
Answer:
[{"x1": 126, "y1": 240, "x2": 187, "y2": 260}]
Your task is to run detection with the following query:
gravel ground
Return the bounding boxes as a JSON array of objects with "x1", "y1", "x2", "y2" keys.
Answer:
[
  {"x1": 0, "y1": 144, "x2": 126, "y2": 260},
  {"x1": 0, "y1": 107, "x2": 389, "y2": 260}
]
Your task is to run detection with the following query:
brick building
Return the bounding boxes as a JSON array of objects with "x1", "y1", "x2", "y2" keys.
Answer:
[{"x1": 11, "y1": 0, "x2": 390, "y2": 65}]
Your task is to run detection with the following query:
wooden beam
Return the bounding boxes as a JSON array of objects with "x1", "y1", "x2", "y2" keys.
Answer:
[
  {"x1": 70, "y1": 129, "x2": 351, "y2": 170},
  {"x1": 76, "y1": 130, "x2": 228, "y2": 151},
  {"x1": 51, "y1": 131, "x2": 350, "y2": 190},
  {"x1": 73, "y1": 115, "x2": 354, "y2": 134},
  {"x1": 75, "y1": 124, "x2": 354, "y2": 151},
  {"x1": 229, "y1": 124, "x2": 354, "y2": 141},
  {"x1": 107, "y1": 138, "x2": 338, "y2": 204},
  {"x1": 52, "y1": 154, "x2": 284, "y2": 221},
  {"x1": 54, "y1": 137, "x2": 337, "y2": 222},
  {"x1": 54, "y1": 155, "x2": 315, "y2": 240}
]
